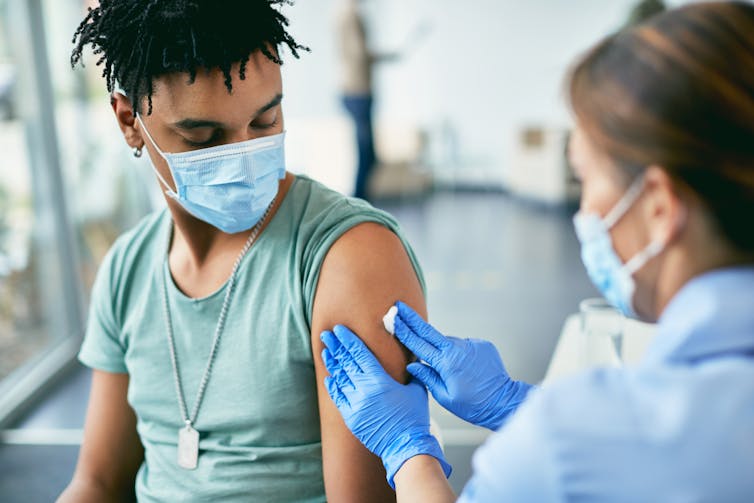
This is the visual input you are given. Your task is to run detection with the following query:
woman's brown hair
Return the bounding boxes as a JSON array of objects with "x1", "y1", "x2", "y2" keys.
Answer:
[{"x1": 569, "y1": 1, "x2": 754, "y2": 252}]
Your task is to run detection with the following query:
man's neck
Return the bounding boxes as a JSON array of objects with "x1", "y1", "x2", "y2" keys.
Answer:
[
  {"x1": 169, "y1": 210, "x2": 241, "y2": 268},
  {"x1": 164, "y1": 173, "x2": 294, "y2": 298}
]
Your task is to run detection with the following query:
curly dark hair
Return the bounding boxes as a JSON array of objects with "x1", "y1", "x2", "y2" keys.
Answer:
[{"x1": 71, "y1": 0, "x2": 309, "y2": 114}]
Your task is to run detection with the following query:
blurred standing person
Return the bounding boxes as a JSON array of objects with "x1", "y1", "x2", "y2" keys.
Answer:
[
  {"x1": 336, "y1": 0, "x2": 398, "y2": 200},
  {"x1": 624, "y1": 0, "x2": 666, "y2": 28}
]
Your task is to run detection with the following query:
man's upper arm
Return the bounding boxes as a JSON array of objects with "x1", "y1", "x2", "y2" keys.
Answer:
[
  {"x1": 311, "y1": 222, "x2": 426, "y2": 502},
  {"x1": 61, "y1": 370, "x2": 144, "y2": 501}
]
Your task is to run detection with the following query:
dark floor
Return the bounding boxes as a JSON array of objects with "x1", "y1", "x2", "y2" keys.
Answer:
[
  {"x1": 1, "y1": 190, "x2": 596, "y2": 501},
  {"x1": 0, "y1": 444, "x2": 80, "y2": 502}
]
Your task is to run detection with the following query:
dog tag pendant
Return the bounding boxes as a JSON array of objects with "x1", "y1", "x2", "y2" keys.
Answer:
[{"x1": 178, "y1": 423, "x2": 199, "y2": 470}]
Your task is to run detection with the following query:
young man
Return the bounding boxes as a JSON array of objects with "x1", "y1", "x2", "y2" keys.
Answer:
[{"x1": 58, "y1": 1, "x2": 426, "y2": 501}]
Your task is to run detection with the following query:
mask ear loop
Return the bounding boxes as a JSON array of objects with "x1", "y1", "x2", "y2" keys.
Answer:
[
  {"x1": 603, "y1": 176, "x2": 646, "y2": 230},
  {"x1": 624, "y1": 240, "x2": 664, "y2": 275},
  {"x1": 624, "y1": 176, "x2": 690, "y2": 276},
  {"x1": 135, "y1": 113, "x2": 178, "y2": 196},
  {"x1": 614, "y1": 174, "x2": 667, "y2": 275}
]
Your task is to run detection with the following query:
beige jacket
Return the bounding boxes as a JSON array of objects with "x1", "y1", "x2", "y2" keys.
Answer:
[{"x1": 336, "y1": 1, "x2": 372, "y2": 95}]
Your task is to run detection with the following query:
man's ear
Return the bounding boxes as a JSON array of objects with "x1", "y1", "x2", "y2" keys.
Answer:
[
  {"x1": 642, "y1": 165, "x2": 688, "y2": 247},
  {"x1": 111, "y1": 92, "x2": 144, "y2": 150}
]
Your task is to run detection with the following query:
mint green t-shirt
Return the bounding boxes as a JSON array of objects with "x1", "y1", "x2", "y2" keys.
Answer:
[{"x1": 78, "y1": 176, "x2": 425, "y2": 502}]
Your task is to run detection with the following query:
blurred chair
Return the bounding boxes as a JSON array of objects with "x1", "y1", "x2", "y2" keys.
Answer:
[
  {"x1": 507, "y1": 126, "x2": 579, "y2": 205},
  {"x1": 285, "y1": 116, "x2": 433, "y2": 199},
  {"x1": 370, "y1": 121, "x2": 432, "y2": 198}
]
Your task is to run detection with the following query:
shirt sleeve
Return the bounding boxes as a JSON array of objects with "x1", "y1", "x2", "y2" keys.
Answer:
[
  {"x1": 457, "y1": 390, "x2": 564, "y2": 503},
  {"x1": 78, "y1": 248, "x2": 128, "y2": 374},
  {"x1": 301, "y1": 198, "x2": 426, "y2": 326}
]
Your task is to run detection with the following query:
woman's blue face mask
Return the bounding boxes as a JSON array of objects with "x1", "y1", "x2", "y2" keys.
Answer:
[
  {"x1": 573, "y1": 176, "x2": 664, "y2": 318},
  {"x1": 137, "y1": 114, "x2": 286, "y2": 234}
]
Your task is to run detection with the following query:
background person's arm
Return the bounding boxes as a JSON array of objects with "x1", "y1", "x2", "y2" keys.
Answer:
[
  {"x1": 57, "y1": 370, "x2": 144, "y2": 502},
  {"x1": 311, "y1": 222, "x2": 426, "y2": 502}
]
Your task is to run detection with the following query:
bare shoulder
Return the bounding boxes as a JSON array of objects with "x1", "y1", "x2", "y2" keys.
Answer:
[
  {"x1": 324, "y1": 221, "x2": 419, "y2": 278},
  {"x1": 310, "y1": 221, "x2": 426, "y2": 501},
  {"x1": 312, "y1": 221, "x2": 425, "y2": 380}
]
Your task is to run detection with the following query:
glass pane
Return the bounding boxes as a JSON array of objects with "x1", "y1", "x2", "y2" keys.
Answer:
[
  {"x1": 42, "y1": 0, "x2": 157, "y2": 296},
  {"x1": 0, "y1": 0, "x2": 157, "y2": 389},
  {"x1": 0, "y1": 2, "x2": 67, "y2": 381}
]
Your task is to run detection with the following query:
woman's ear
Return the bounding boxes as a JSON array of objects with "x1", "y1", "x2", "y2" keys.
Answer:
[
  {"x1": 642, "y1": 165, "x2": 688, "y2": 247},
  {"x1": 111, "y1": 92, "x2": 144, "y2": 150}
]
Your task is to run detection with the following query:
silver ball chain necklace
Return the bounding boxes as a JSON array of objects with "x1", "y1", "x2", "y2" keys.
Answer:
[{"x1": 161, "y1": 197, "x2": 277, "y2": 470}]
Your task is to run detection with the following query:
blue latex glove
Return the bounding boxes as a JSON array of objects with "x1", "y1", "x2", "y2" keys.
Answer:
[
  {"x1": 393, "y1": 301, "x2": 534, "y2": 431},
  {"x1": 321, "y1": 325, "x2": 452, "y2": 489}
]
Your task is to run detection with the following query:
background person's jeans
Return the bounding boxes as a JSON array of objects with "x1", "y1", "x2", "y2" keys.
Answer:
[{"x1": 342, "y1": 95, "x2": 376, "y2": 200}]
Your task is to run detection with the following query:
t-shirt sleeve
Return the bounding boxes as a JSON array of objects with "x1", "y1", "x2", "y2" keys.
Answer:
[
  {"x1": 78, "y1": 247, "x2": 128, "y2": 374},
  {"x1": 301, "y1": 198, "x2": 426, "y2": 327},
  {"x1": 457, "y1": 390, "x2": 564, "y2": 503}
]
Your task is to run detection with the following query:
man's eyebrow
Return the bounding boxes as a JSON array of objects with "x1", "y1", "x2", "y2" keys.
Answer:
[
  {"x1": 255, "y1": 93, "x2": 283, "y2": 116},
  {"x1": 171, "y1": 94, "x2": 283, "y2": 130},
  {"x1": 172, "y1": 118, "x2": 224, "y2": 130}
]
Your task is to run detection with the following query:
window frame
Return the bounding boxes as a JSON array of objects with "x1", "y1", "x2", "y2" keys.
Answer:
[{"x1": 0, "y1": 0, "x2": 86, "y2": 427}]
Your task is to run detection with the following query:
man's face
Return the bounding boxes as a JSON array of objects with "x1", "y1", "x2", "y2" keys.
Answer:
[{"x1": 135, "y1": 51, "x2": 284, "y2": 192}]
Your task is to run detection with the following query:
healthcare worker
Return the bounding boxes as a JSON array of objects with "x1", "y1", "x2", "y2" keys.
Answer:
[{"x1": 321, "y1": 2, "x2": 754, "y2": 501}]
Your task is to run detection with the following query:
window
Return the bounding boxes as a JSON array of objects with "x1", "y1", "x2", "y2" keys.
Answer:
[{"x1": 0, "y1": 0, "x2": 154, "y2": 425}]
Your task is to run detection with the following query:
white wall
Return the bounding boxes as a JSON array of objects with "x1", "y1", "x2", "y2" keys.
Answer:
[{"x1": 281, "y1": 0, "x2": 692, "y2": 188}]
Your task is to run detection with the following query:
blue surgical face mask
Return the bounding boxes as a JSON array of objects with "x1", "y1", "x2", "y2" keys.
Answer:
[
  {"x1": 136, "y1": 115, "x2": 286, "y2": 234},
  {"x1": 573, "y1": 177, "x2": 664, "y2": 318}
]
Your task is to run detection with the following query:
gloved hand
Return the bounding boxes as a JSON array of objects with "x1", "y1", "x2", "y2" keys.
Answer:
[
  {"x1": 392, "y1": 301, "x2": 534, "y2": 431},
  {"x1": 321, "y1": 325, "x2": 452, "y2": 489}
]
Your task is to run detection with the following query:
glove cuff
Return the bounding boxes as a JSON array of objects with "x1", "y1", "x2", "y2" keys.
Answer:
[
  {"x1": 479, "y1": 380, "x2": 536, "y2": 431},
  {"x1": 383, "y1": 432, "x2": 452, "y2": 489}
]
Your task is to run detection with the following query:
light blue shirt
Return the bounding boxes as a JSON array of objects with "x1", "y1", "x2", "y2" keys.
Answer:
[{"x1": 460, "y1": 267, "x2": 754, "y2": 502}]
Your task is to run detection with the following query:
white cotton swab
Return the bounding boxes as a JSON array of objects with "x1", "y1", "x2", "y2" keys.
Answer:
[{"x1": 382, "y1": 306, "x2": 398, "y2": 335}]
